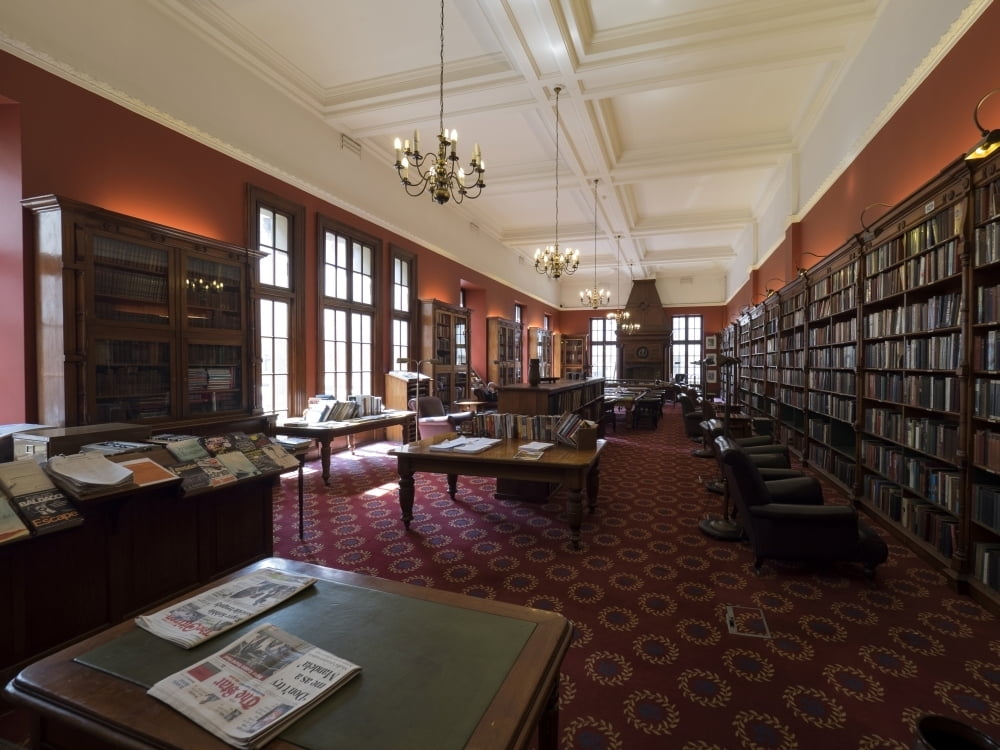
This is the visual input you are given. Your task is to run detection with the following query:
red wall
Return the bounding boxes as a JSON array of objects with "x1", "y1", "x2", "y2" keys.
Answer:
[{"x1": 0, "y1": 51, "x2": 557, "y2": 416}]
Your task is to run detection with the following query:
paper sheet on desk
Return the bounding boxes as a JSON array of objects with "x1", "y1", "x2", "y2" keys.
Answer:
[{"x1": 429, "y1": 437, "x2": 501, "y2": 454}]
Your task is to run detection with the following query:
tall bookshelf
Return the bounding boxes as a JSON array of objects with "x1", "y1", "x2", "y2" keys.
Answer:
[
  {"x1": 967, "y1": 154, "x2": 1000, "y2": 602},
  {"x1": 560, "y1": 335, "x2": 589, "y2": 379},
  {"x1": 420, "y1": 299, "x2": 471, "y2": 409},
  {"x1": 528, "y1": 327, "x2": 554, "y2": 378},
  {"x1": 803, "y1": 243, "x2": 862, "y2": 496},
  {"x1": 24, "y1": 195, "x2": 260, "y2": 428},
  {"x1": 487, "y1": 317, "x2": 522, "y2": 386},
  {"x1": 775, "y1": 276, "x2": 808, "y2": 455},
  {"x1": 733, "y1": 158, "x2": 1000, "y2": 606}
]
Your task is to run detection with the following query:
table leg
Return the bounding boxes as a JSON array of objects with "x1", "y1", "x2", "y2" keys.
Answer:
[
  {"x1": 566, "y1": 488, "x2": 583, "y2": 549},
  {"x1": 537, "y1": 680, "x2": 560, "y2": 750},
  {"x1": 447, "y1": 474, "x2": 458, "y2": 500},
  {"x1": 298, "y1": 456, "x2": 305, "y2": 540},
  {"x1": 586, "y1": 457, "x2": 601, "y2": 514},
  {"x1": 398, "y1": 469, "x2": 415, "y2": 529},
  {"x1": 319, "y1": 439, "x2": 331, "y2": 484}
]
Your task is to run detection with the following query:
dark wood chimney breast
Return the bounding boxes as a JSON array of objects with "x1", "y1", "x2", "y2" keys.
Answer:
[{"x1": 619, "y1": 279, "x2": 672, "y2": 381}]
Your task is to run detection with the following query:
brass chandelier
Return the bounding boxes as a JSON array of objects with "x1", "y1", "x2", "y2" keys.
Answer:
[
  {"x1": 534, "y1": 86, "x2": 579, "y2": 279},
  {"x1": 580, "y1": 179, "x2": 610, "y2": 308},
  {"x1": 606, "y1": 235, "x2": 638, "y2": 332},
  {"x1": 392, "y1": 0, "x2": 485, "y2": 204}
]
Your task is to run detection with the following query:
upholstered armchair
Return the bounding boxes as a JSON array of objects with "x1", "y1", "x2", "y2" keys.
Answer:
[
  {"x1": 715, "y1": 436, "x2": 888, "y2": 580},
  {"x1": 695, "y1": 417, "x2": 774, "y2": 458},
  {"x1": 678, "y1": 393, "x2": 711, "y2": 440},
  {"x1": 409, "y1": 396, "x2": 474, "y2": 439}
]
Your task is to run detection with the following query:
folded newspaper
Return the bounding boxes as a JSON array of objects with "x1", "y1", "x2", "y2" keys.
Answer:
[
  {"x1": 135, "y1": 568, "x2": 317, "y2": 648},
  {"x1": 148, "y1": 623, "x2": 361, "y2": 749}
]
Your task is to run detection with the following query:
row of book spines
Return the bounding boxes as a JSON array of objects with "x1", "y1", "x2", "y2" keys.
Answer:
[{"x1": 863, "y1": 476, "x2": 958, "y2": 557}]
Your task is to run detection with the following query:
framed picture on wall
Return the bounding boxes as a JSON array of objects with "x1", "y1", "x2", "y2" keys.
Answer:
[
  {"x1": 705, "y1": 335, "x2": 718, "y2": 350},
  {"x1": 706, "y1": 369, "x2": 718, "y2": 384}
]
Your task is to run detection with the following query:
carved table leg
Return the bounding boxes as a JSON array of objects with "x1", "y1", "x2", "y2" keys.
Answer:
[
  {"x1": 447, "y1": 474, "x2": 458, "y2": 500},
  {"x1": 566, "y1": 488, "x2": 583, "y2": 549},
  {"x1": 320, "y1": 440, "x2": 332, "y2": 485},
  {"x1": 586, "y1": 457, "x2": 601, "y2": 513},
  {"x1": 398, "y1": 470, "x2": 415, "y2": 529}
]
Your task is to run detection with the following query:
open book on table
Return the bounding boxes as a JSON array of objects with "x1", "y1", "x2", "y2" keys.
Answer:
[
  {"x1": 428, "y1": 436, "x2": 502, "y2": 454},
  {"x1": 148, "y1": 623, "x2": 360, "y2": 749},
  {"x1": 135, "y1": 568, "x2": 318, "y2": 649}
]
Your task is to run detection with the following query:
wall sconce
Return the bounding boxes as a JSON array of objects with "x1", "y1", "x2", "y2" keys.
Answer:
[
  {"x1": 857, "y1": 202, "x2": 893, "y2": 243},
  {"x1": 965, "y1": 88, "x2": 1000, "y2": 161},
  {"x1": 797, "y1": 267, "x2": 808, "y2": 278}
]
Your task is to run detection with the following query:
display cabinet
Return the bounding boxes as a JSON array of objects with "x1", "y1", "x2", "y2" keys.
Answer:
[
  {"x1": 528, "y1": 327, "x2": 554, "y2": 379},
  {"x1": 487, "y1": 316, "x2": 522, "y2": 386},
  {"x1": 560, "y1": 335, "x2": 589, "y2": 379},
  {"x1": 420, "y1": 299, "x2": 471, "y2": 409},
  {"x1": 25, "y1": 195, "x2": 260, "y2": 428}
]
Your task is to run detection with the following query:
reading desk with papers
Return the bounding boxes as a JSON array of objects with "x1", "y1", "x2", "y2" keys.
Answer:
[
  {"x1": 389, "y1": 435, "x2": 605, "y2": 548},
  {"x1": 4, "y1": 557, "x2": 572, "y2": 750}
]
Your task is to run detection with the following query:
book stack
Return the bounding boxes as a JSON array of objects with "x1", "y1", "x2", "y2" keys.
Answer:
[
  {"x1": 554, "y1": 412, "x2": 598, "y2": 449},
  {"x1": 46, "y1": 451, "x2": 134, "y2": 496},
  {"x1": 165, "y1": 432, "x2": 300, "y2": 493}
]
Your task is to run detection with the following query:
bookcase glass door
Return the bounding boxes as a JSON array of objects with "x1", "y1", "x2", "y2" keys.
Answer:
[
  {"x1": 94, "y1": 236, "x2": 171, "y2": 326},
  {"x1": 94, "y1": 338, "x2": 171, "y2": 422},
  {"x1": 187, "y1": 343, "x2": 244, "y2": 415},
  {"x1": 186, "y1": 257, "x2": 243, "y2": 331}
]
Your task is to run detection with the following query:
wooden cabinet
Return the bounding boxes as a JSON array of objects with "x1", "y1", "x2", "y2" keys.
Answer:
[
  {"x1": 385, "y1": 371, "x2": 431, "y2": 441},
  {"x1": 487, "y1": 317, "x2": 522, "y2": 385},
  {"x1": 24, "y1": 195, "x2": 261, "y2": 428},
  {"x1": 420, "y1": 299, "x2": 471, "y2": 409},
  {"x1": 0, "y1": 465, "x2": 280, "y2": 684},
  {"x1": 528, "y1": 327, "x2": 554, "y2": 379},
  {"x1": 560, "y1": 335, "x2": 589, "y2": 379}
]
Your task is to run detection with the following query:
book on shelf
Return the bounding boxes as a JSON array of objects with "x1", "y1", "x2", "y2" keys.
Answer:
[
  {"x1": 147, "y1": 622, "x2": 361, "y2": 749},
  {"x1": 0, "y1": 495, "x2": 30, "y2": 545},
  {"x1": 0, "y1": 459, "x2": 83, "y2": 534},
  {"x1": 214, "y1": 450, "x2": 262, "y2": 480},
  {"x1": 118, "y1": 456, "x2": 181, "y2": 487},
  {"x1": 166, "y1": 437, "x2": 211, "y2": 462},
  {"x1": 196, "y1": 457, "x2": 237, "y2": 487},
  {"x1": 136, "y1": 567, "x2": 318, "y2": 649},
  {"x1": 169, "y1": 460, "x2": 214, "y2": 493}
]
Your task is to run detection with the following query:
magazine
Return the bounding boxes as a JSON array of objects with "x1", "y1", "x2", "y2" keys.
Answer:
[
  {"x1": 147, "y1": 623, "x2": 360, "y2": 749},
  {"x1": 135, "y1": 567, "x2": 318, "y2": 649}
]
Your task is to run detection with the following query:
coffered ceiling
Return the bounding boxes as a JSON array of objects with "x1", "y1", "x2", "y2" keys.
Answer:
[{"x1": 0, "y1": 0, "x2": 985, "y2": 306}]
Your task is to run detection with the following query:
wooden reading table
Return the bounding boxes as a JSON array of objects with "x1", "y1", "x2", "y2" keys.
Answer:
[
  {"x1": 277, "y1": 410, "x2": 415, "y2": 484},
  {"x1": 4, "y1": 558, "x2": 571, "y2": 750},
  {"x1": 389, "y1": 436, "x2": 605, "y2": 548}
]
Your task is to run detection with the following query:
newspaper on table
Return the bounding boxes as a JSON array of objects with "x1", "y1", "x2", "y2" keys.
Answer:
[
  {"x1": 148, "y1": 623, "x2": 361, "y2": 749},
  {"x1": 135, "y1": 568, "x2": 317, "y2": 649}
]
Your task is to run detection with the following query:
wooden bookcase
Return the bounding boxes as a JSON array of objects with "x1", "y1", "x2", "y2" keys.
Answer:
[
  {"x1": 732, "y1": 157, "x2": 1000, "y2": 610},
  {"x1": 969, "y1": 154, "x2": 1000, "y2": 605},
  {"x1": 560, "y1": 334, "x2": 589, "y2": 379},
  {"x1": 420, "y1": 299, "x2": 471, "y2": 409},
  {"x1": 24, "y1": 195, "x2": 261, "y2": 428},
  {"x1": 487, "y1": 316, "x2": 522, "y2": 386},
  {"x1": 528, "y1": 327, "x2": 554, "y2": 379},
  {"x1": 775, "y1": 277, "x2": 808, "y2": 456},
  {"x1": 803, "y1": 242, "x2": 862, "y2": 497}
]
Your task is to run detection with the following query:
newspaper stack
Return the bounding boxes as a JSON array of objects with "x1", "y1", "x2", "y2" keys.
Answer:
[
  {"x1": 46, "y1": 452, "x2": 134, "y2": 495},
  {"x1": 148, "y1": 623, "x2": 361, "y2": 749},
  {"x1": 136, "y1": 568, "x2": 317, "y2": 649}
]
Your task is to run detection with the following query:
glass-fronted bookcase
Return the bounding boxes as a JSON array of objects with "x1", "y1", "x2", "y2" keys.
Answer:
[{"x1": 25, "y1": 195, "x2": 261, "y2": 427}]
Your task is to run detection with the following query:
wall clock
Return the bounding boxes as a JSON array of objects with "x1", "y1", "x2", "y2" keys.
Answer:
[{"x1": 636, "y1": 346, "x2": 649, "y2": 359}]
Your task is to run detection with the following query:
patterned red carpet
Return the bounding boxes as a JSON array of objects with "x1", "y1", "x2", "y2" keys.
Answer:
[{"x1": 273, "y1": 407, "x2": 1000, "y2": 750}]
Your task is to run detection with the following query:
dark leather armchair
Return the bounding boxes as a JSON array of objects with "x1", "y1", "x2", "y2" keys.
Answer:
[
  {"x1": 408, "y1": 396, "x2": 474, "y2": 438},
  {"x1": 695, "y1": 417, "x2": 774, "y2": 458},
  {"x1": 715, "y1": 435, "x2": 888, "y2": 580},
  {"x1": 678, "y1": 393, "x2": 711, "y2": 440}
]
